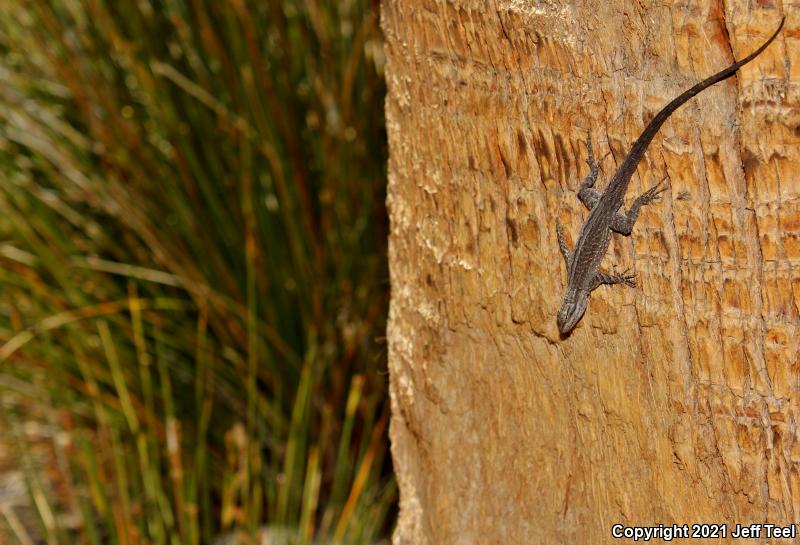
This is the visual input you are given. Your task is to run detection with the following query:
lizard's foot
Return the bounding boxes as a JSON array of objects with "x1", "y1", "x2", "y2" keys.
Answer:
[
  {"x1": 615, "y1": 268, "x2": 636, "y2": 288},
  {"x1": 584, "y1": 134, "x2": 612, "y2": 169},
  {"x1": 638, "y1": 179, "x2": 669, "y2": 205},
  {"x1": 593, "y1": 268, "x2": 636, "y2": 289}
]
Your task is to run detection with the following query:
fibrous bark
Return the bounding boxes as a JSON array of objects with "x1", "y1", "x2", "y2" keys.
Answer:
[{"x1": 383, "y1": 1, "x2": 795, "y2": 544}]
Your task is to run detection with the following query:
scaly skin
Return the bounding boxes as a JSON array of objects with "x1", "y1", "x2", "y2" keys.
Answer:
[{"x1": 557, "y1": 17, "x2": 785, "y2": 335}]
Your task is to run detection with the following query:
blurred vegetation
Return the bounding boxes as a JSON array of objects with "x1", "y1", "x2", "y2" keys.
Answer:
[{"x1": 0, "y1": 1, "x2": 392, "y2": 544}]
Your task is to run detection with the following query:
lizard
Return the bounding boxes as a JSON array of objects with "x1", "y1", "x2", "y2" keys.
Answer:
[{"x1": 556, "y1": 17, "x2": 785, "y2": 335}]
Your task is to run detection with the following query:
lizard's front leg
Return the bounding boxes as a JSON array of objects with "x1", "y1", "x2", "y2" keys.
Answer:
[
  {"x1": 555, "y1": 221, "x2": 571, "y2": 268},
  {"x1": 591, "y1": 268, "x2": 636, "y2": 290},
  {"x1": 577, "y1": 136, "x2": 602, "y2": 210},
  {"x1": 610, "y1": 179, "x2": 668, "y2": 235}
]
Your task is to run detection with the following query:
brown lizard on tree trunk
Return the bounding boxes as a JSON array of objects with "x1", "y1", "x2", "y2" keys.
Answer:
[{"x1": 557, "y1": 17, "x2": 785, "y2": 335}]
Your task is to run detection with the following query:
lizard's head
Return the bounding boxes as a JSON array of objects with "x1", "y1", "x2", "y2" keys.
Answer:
[{"x1": 557, "y1": 290, "x2": 588, "y2": 335}]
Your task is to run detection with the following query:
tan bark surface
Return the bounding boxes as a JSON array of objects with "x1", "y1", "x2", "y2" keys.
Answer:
[{"x1": 382, "y1": 1, "x2": 798, "y2": 544}]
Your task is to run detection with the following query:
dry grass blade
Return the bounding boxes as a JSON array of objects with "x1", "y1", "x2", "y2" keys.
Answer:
[{"x1": 0, "y1": 0, "x2": 393, "y2": 542}]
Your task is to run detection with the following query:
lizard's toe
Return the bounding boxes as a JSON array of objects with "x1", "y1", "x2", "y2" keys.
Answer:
[{"x1": 618, "y1": 268, "x2": 636, "y2": 287}]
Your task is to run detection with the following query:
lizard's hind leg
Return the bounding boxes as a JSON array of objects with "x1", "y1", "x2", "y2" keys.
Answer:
[
  {"x1": 610, "y1": 179, "x2": 668, "y2": 235},
  {"x1": 578, "y1": 135, "x2": 603, "y2": 209}
]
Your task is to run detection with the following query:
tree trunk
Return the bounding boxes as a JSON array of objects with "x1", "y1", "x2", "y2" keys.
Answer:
[{"x1": 382, "y1": 1, "x2": 794, "y2": 543}]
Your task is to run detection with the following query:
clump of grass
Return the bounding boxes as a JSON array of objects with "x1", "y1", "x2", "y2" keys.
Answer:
[{"x1": 0, "y1": 1, "x2": 392, "y2": 543}]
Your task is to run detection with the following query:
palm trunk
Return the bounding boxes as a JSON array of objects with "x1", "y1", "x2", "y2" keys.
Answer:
[{"x1": 383, "y1": 2, "x2": 791, "y2": 544}]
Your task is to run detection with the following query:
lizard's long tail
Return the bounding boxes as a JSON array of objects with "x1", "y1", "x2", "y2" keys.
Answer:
[{"x1": 612, "y1": 17, "x2": 784, "y2": 187}]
